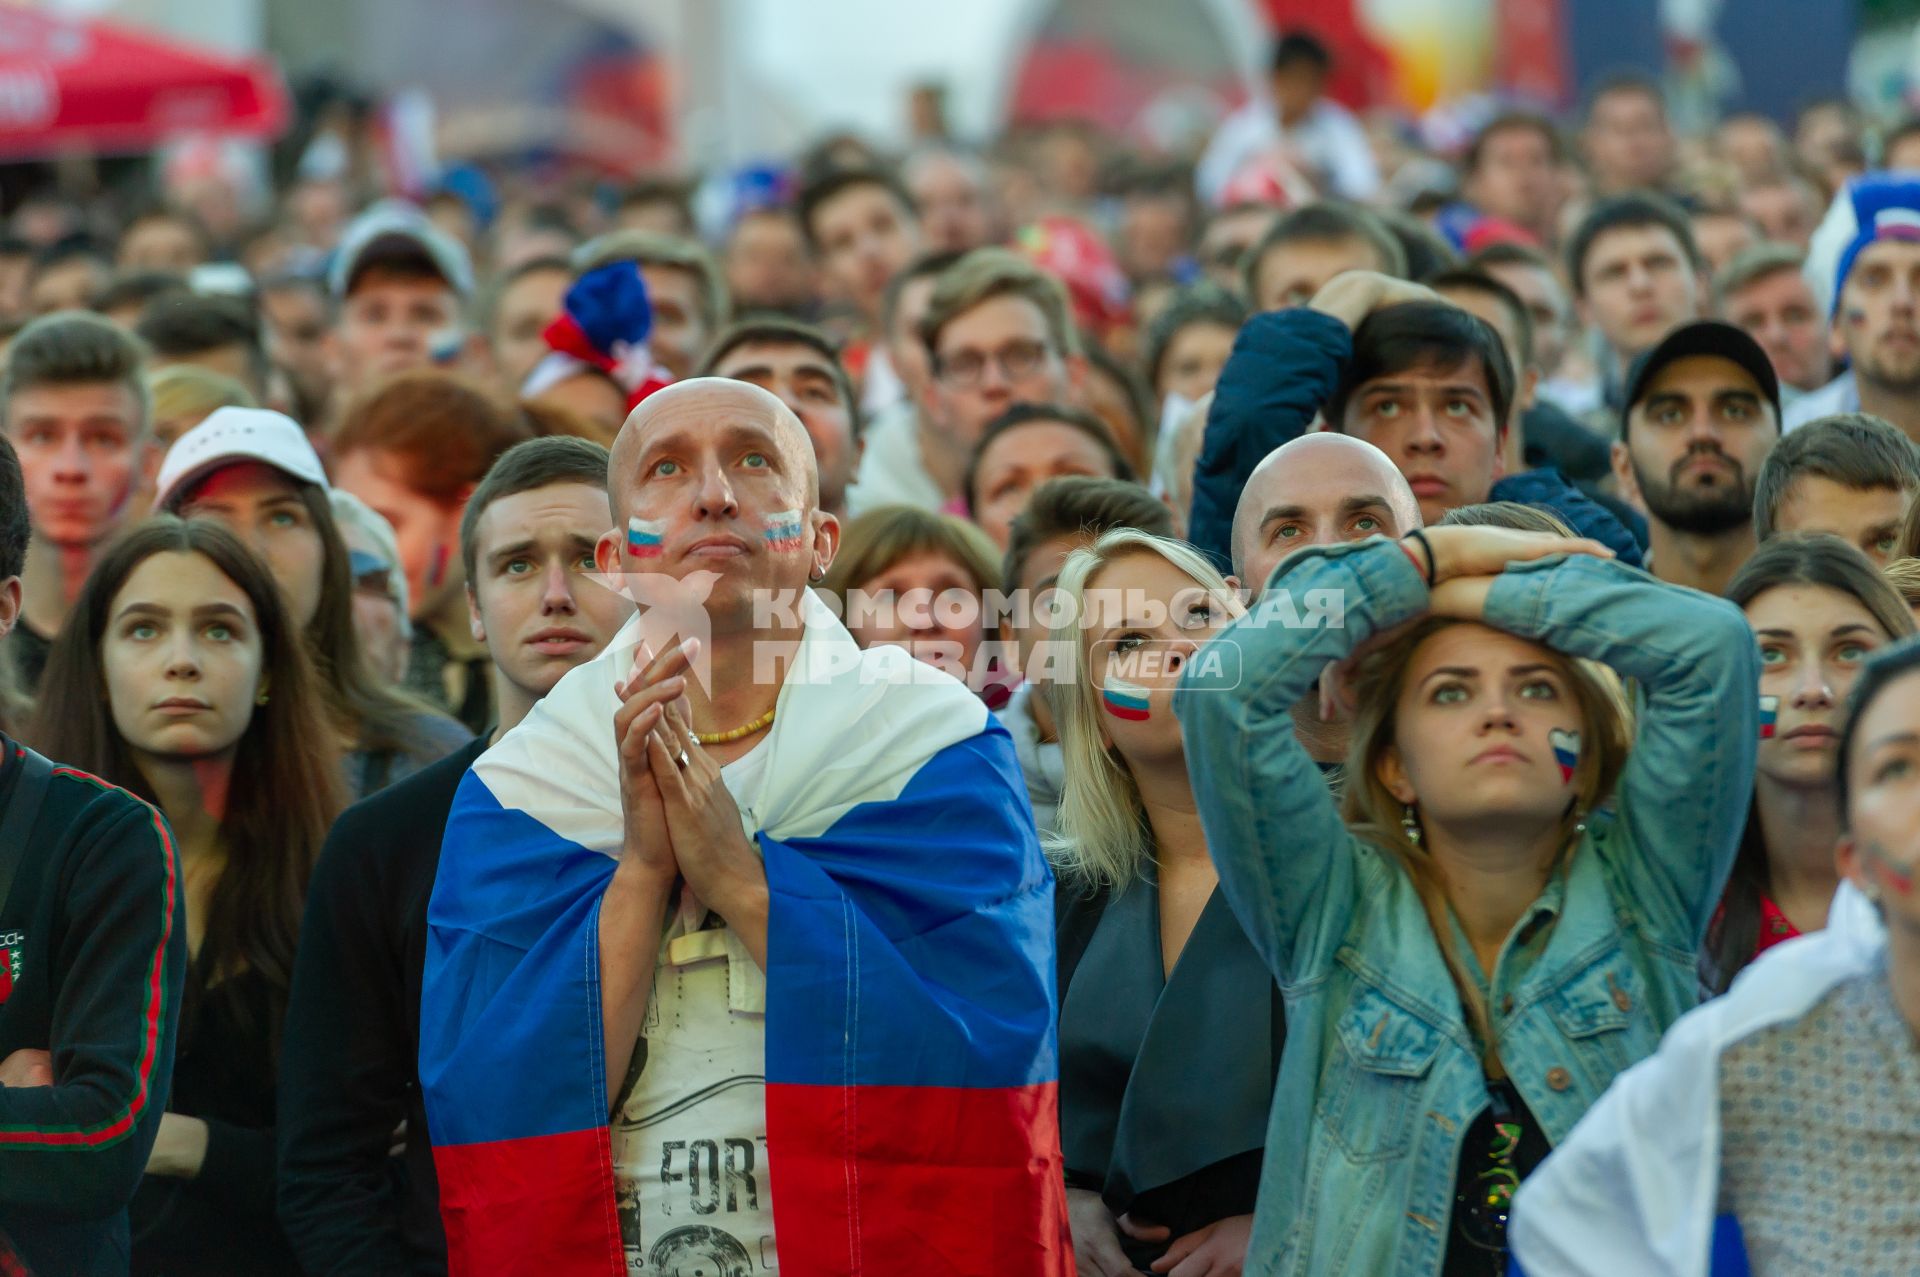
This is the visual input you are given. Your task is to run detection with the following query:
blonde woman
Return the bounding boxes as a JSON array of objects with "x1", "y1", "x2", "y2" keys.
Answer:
[
  {"x1": 1883, "y1": 556, "x2": 1920, "y2": 621},
  {"x1": 1176, "y1": 526, "x2": 1759, "y2": 1276},
  {"x1": 123, "y1": 364, "x2": 256, "y2": 521},
  {"x1": 150, "y1": 364, "x2": 256, "y2": 452},
  {"x1": 1048, "y1": 529, "x2": 1268, "y2": 1277}
]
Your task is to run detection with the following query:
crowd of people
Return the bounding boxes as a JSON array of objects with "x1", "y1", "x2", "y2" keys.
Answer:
[{"x1": 2, "y1": 24, "x2": 1919, "y2": 1277}]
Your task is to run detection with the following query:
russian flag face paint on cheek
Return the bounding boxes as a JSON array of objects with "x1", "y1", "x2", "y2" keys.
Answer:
[
  {"x1": 1863, "y1": 840, "x2": 1917, "y2": 897},
  {"x1": 626, "y1": 517, "x2": 666, "y2": 558},
  {"x1": 765, "y1": 509, "x2": 805, "y2": 552},
  {"x1": 1549, "y1": 727, "x2": 1580, "y2": 785},
  {"x1": 1101, "y1": 678, "x2": 1152, "y2": 722},
  {"x1": 1759, "y1": 694, "x2": 1779, "y2": 740}
]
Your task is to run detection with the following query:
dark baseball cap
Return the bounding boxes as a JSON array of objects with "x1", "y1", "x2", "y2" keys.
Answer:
[{"x1": 1622, "y1": 320, "x2": 1781, "y2": 434}]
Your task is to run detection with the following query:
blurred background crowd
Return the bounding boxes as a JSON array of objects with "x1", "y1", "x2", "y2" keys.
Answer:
[
  {"x1": 0, "y1": 0, "x2": 1911, "y2": 738},
  {"x1": 0, "y1": 0, "x2": 1912, "y2": 705}
]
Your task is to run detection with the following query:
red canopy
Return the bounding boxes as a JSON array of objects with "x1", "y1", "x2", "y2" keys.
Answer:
[{"x1": 0, "y1": 9, "x2": 287, "y2": 159}]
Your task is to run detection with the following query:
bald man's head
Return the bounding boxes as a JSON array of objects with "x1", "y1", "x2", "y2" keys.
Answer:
[
  {"x1": 1233, "y1": 433, "x2": 1422, "y2": 594},
  {"x1": 609, "y1": 377, "x2": 820, "y2": 516},
  {"x1": 596, "y1": 377, "x2": 839, "y2": 625}
]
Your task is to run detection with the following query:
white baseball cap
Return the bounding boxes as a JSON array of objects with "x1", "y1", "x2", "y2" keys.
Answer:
[
  {"x1": 329, "y1": 199, "x2": 475, "y2": 300},
  {"x1": 154, "y1": 407, "x2": 330, "y2": 513}
]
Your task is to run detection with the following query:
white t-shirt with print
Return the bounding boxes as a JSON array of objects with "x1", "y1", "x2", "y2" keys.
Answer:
[{"x1": 612, "y1": 745, "x2": 778, "y2": 1276}]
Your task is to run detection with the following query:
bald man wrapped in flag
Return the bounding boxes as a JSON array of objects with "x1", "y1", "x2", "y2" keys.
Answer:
[{"x1": 419, "y1": 380, "x2": 1070, "y2": 1276}]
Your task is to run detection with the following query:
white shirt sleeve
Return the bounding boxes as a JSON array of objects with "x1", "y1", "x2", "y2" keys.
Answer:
[
  {"x1": 1308, "y1": 102, "x2": 1381, "y2": 202},
  {"x1": 1196, "y1": 100, "x2": 1279, "y2": 205},
  {"x1": 1507, "y1": 1011, "x2": 1723, "y2": 1277},
  {"x1": 1509, "y1": 885, "x2": 1888, "y2": 1277}
]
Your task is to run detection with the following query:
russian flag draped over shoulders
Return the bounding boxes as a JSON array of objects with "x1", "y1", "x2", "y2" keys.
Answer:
[{"x1": 421, "y1": 590, "x2": 1071, "y2": 1275}]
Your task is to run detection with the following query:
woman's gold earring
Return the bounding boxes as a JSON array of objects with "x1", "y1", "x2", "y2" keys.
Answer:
[{"x1": 1401, "y1": 804, "x2": 1421, "y2": 847}]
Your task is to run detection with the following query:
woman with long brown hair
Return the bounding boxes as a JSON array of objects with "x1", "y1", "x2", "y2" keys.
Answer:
[
  {"x1": 817, "y1": 504, "x2": 1012, "y2": 705},
  {"x1": 1177, "y1": 525, "x2": 1758, "y2": 1276},
  {"x1": 151, "y1": 407, "x2": 468, "y2": 797},
  {"x1": 1704, "y1": 534, "x2": 1915, "y2": 992},
  {"x1": 29, "y1": 517, "x2": 343, "y2": 1275}
]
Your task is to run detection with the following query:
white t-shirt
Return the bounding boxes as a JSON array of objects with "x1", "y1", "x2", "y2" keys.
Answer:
[
  {"x1": 612, "y1": 746, "x2": 778, "y2": 1276},
  {"x1": 846, "y1": 402, "x2": 945, "y2": 517},
  {"x1": 1196, "y1": 96, "x2": 1381, "y2": 204},
  {"x1": 860, "y1": 346, "x2": 905, "y2": 420}
]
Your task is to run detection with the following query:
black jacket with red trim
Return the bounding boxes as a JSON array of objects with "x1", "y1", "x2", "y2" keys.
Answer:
[{"x1": 0, "y1": 735, "x2": 186, "y2": 1276}]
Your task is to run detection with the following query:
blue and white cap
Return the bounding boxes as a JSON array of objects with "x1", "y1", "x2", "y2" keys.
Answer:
[
  {"x1": 328, "y1": 199, "x2": 475, "y2": 301},
  {"x1": 1804, "y1": 173, "x2": 1920, "y2": 316}
]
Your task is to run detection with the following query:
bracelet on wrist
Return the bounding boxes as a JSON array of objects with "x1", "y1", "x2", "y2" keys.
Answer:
[{"x1": 1402, "y1": 529, "x2": 1437, "y2": 588}]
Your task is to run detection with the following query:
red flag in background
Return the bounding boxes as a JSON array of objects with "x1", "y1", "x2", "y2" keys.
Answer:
[
  {"x1": 0, "y1": 8, "x2": 286, "y2": 160},
  {"x1": 1496, "y1": 0, "x2": 1573, "y2": 108},
  {"x1": 1256, "y1": 0, "x2": 1395, "y2": 110}
]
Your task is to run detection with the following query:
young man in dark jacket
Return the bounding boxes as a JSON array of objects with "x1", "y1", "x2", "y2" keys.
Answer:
[
  {"x1": 276, "y1": 437, "x2": 631, "y2": 1275},
  {"x1": 1187, "y1": 269, "x2": 1643, "y2": 574},
  {"x1": 0, "y1": 433, "x2": 186, "y2": 1275}
]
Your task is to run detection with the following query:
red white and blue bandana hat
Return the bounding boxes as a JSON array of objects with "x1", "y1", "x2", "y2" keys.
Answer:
[
  {"x1": 521, "y1": 260, "x2": 674, "y2": 407},
  {"x1": 1804, "y1": 173, "x2": 1920, "y2": 317}
]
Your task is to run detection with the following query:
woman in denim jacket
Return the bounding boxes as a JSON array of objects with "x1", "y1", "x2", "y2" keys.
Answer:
[{"x1": 1175, "y1": 524, "x2": 1758, "y2": 1276}]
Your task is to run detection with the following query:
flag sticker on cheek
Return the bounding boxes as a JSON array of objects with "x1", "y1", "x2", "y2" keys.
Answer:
[
  {"x1": 626, "y1": 517, "x2": 666, "y2": 558},
  {"x1": 1759, "y1": 695, "x2": 1779, "y2": 740},
  {"x1": 1863, "y1": 841, "x2": 1916, "y2": 897},
  {"x1": 1102, "y1": 678, "x2": 1152, "y2": 722},
  {"x1": 1549, "y1": 728, "x2": 1580, "y2": 784},
  {"x1": 765, "y1": 509, "x2": 805, "y2": 552}
]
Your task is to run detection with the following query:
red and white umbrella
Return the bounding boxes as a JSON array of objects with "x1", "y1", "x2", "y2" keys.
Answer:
[{"x1": 0, "y1": 8, "x2": 287, "y2": 159}]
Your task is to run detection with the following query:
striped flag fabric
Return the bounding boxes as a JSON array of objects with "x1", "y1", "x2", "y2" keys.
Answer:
[{"x1": 419, "y1": 590, "x2": 1071, "y2": 1275}]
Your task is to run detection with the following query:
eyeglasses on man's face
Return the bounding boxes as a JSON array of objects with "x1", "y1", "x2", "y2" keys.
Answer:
[{"x1": 935, "y1": 338, "x2": 1052, "y2": 389}]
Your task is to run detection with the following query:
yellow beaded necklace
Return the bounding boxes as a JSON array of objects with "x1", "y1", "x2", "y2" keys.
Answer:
[{"x1": 694, "y1": 704, "x2": 777, "y2": 745}]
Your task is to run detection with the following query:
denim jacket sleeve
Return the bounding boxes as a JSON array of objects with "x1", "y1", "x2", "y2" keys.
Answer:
[
  {"x1": 1482, "y1": 555, "x2": 1758, "y2": 949},
  {"x1": 1186, "y1": 308, "x2": 1353, "y2": 572},
  {"x1": 1174, "y1": 537, "x2": 1431, "y2": 984},
  {"x1": 1489, "y1": 466, "x2": 1645, "y2": 569}
]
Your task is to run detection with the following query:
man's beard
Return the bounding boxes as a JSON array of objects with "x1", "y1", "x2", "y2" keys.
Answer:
[
  {"x1": 1633, "y1": 445, "x2": 1755, "y2": 535},
  {"x1": 1857, "y1": 334, "x2": 1920, "y2": 397}
]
